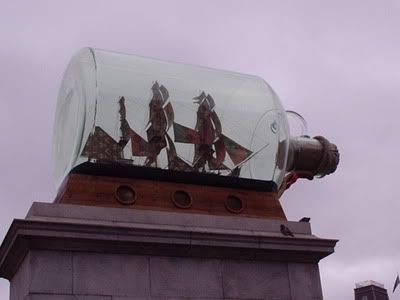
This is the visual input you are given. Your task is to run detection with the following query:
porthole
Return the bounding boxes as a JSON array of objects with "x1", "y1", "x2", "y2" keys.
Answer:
[
  {"x1": 172, "y1": 190, "x2": 192, "y2": 209},
  {"x1": 115, "y1": 185, "x2": 136, "y2": 205},
  {"x1": 225, "y1": 195, "x2": 243, "y2": 213}
]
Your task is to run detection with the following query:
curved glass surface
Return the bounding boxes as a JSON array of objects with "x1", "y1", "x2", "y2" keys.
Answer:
[{"x1": 53, "y1": 48, "x2": 289, "y2": 188}]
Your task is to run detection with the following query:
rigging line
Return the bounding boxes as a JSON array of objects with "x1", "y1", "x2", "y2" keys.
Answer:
[
  {"x1": 214, "y1": 109, "x2": 277, "y2": 147},
  {"x1": 192, "y1": 151, "x2": 202, "y2": 167},
  {"x1": 250, "y1": 109, "x2": 276, "y2": 146},
  {"x1": 232, "y1": 142, "x2": 270, "y2": 170},
  {"x1": 217, "y1": 117, "x2": 259, "y2": 142},
  {"x1": 170, "y1": 149, "x2": 194, "y2": 166}
]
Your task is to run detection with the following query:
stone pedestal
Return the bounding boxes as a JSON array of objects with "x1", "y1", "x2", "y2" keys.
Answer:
[{"x1": 0, "y1": 202, "x2": 337, "y2": 300}]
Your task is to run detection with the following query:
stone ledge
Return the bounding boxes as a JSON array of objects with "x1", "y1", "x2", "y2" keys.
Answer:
[
  {"x1": 26, "y1": 202, "x2": 312, "y2": 234},
  {"x1": 0, "y1": 203, "x2": 337, "y2": 281}
]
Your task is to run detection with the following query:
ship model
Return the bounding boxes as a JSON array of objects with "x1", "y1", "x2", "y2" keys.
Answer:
[
  {"x1": 81, "y1": 82, "x2": 256, "y2": 180},
  {"x1": 55, "y1": 80, "x2": 289, "y2": 217},
  {"x1": 55, "y1": 78, "x2": 339, "y2": 218}
]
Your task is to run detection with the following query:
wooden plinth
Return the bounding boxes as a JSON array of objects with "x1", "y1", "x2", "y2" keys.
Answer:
[{"x1": 55, "y1": 174, "x2": 286, "y2": 219}]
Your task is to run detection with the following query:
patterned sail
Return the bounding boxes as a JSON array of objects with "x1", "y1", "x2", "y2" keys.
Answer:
[
  {"x1": 82, "y1": 127, "x2": 123, "y2": 161},
  {"x1": 173, "y1": 122, "x2": 201, "y2": 144}
]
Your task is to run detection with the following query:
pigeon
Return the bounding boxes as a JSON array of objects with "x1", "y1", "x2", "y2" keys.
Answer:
[
  {"x1": 299, "y1": 217, "x2": 311, "y2": 223},
  {"x1": 280, "y1": 224, "x2": 294, "y2": 237}
]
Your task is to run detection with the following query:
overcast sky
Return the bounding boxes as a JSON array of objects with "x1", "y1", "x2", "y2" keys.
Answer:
[{"x1": 1, "y1": 1, "x2": 400, "y2": 299}]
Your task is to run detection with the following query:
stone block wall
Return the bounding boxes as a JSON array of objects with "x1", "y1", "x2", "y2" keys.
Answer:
[{"x1": 11, "y1": 249, "x2": 322, "y2": 300}]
